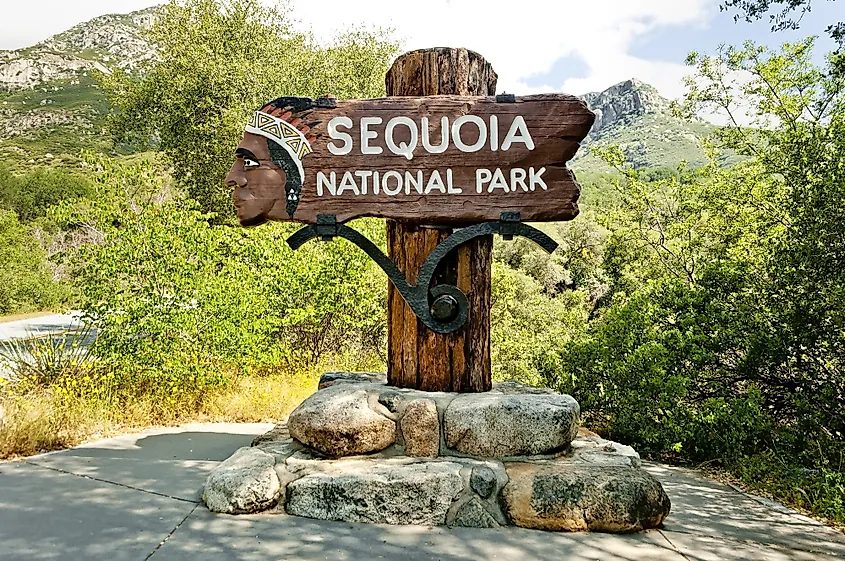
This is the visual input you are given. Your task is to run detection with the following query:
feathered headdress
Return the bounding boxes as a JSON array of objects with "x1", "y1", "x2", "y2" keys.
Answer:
[{"x1": 244, "y1": 97, "x2": 325, "y2": 218}]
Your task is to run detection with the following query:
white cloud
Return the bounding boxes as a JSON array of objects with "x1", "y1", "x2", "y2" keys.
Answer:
[
  {"x1": 287, "y1": 0, "x2": 718, "y2": 99},
  {"x1": 1, "y1": 0, "x2": 720, "y2": 99}
]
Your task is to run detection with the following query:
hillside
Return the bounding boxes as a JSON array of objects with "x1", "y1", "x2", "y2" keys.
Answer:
[
  {"x1": 0, "y1": 8, "x2": 156, "y2": 168},
  {"x1": 572, "y1": 78, "x2": 737, "y2": 173},
  {"x1": 0, "y1": 8, "x2": 727, "y2": 172}
]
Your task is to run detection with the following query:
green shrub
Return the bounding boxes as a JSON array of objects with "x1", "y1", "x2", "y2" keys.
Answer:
[
  {"x1": 0, "y1": 326, "x2": 95, "y2": 389},
  {"x1": 63, "y1": 160, "x2": 386, "y2": 380},
  {"x1": 0, "y1": 209, "x2": 68, "y2": 315},
  {"x1": 491, "y1": 262, "x2": 589, "y2": 386},
  {"x1": 0, "y1": 163, "x2": 95, "y2": 222}
]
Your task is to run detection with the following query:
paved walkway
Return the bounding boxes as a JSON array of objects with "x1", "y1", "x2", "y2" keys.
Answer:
[{"x1": 1, "y1": 423, "x2": 843, "y2": 560}]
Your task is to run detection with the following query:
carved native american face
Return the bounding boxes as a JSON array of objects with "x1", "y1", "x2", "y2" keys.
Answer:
[{"x1": 226, "y1": 98, "x2": 319, "y2": 226}]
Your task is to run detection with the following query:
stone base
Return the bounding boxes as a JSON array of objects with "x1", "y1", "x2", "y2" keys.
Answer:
[
  {"x1": 291, "y1": 372, "x2": 581, "y2": 459},
  {"x1": 202, "y1": 373, "x2": 671, "y2": 533}
]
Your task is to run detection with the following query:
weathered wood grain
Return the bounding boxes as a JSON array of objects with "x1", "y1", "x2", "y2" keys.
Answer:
[
  {"x1": 385, "y1": 48, "x2": 499, "y2": 393},
  {"x1": 278, "y1": 93, "x2": 593, "y2": 224}
]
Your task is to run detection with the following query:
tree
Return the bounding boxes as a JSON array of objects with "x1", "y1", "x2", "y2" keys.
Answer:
[
  {"x1": 56, "y1": 156, "x2": 387, "y2": 378},
  {"x1": 721, "y1": 0, "x2": 843, "y2": 45},
  {"x1": 0, "y1": 164, "x2": 95, "y2": 223},
  {"x1": 102, "y1": 0, "x2": 399, "y2": 216},
  {"x1": 0, "y1": 210, "x2": 67, "y2": 315},
  {"x1": 682, "y1": 38, "x2": 845, "y2": 446}
]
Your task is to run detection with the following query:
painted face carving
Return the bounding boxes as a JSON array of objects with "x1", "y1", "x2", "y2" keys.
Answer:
[
  {"x1": 225, "y1": 99, "x2": 319, "y2": 225},
  {"x1": 226, "y1": 133, "x2": 288, "y2": 227}
]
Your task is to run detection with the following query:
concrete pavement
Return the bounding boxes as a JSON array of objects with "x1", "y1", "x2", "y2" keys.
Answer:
[{"x1": 2, "y1": 423, "x2": 843, "y2": 561}]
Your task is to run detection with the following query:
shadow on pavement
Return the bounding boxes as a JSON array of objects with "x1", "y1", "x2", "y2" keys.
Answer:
[
  {"x1": 26, "y1": 427, "x2": 270, "y2": 503},
  {"x1": 0, "y1": 461, "x2": 196, "y2": 561},
  {"x1": 645, "y1": 462, "x2": 845, "y2": 558},
  {"x1": 3, "y1": 425, "x2": 845, "y2": 561},
  {"x1": 154, "y1": 509, "x2": 683, "y2": 561}
]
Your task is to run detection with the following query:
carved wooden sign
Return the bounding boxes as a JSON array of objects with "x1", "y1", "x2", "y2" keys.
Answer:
[{"x1": 226, "y1": 94, "x2": 595, "y2": 226}]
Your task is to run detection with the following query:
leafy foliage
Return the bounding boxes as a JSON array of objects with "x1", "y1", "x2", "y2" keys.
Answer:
[
  {"x1": 0, "y1": 209, "x2": 68, "y2": 315},
  {"x1": 515, "y1": 38, "x2": 845, "y2": 521},
  {"x1": 0, "y1": 325, "x2": 95, "y2": 388},
  {"x1": 56, "y1": 157, "x2": 386, "y2": 385},
  {"x1": 720, "y1": 0, "x2": 843, "y2": 45},
  {"x1": 0, "y1": 163, "x2": 95, "y2": 222},
  {"x1": 101, "y1": 0, "x2": 399, "y2": 215},
  {"x1": 491, "y1": 262, "x2": 589, "y2": 386}
]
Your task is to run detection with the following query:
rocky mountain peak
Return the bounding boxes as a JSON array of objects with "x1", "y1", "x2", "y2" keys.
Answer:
[
  {"x1": 0, "y1": 7, "x2": 157, "y2": 91},
  {"x1": 580, "y1": 78, "x2": 673, "y2": 139},
  {"x1": 37, "y1": 7, "x2": 158, "y2": 68}
]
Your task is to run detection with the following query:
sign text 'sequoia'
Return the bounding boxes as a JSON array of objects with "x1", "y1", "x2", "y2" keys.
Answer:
[{"x1": 226, "y1": 94, "x2": 596, "y2": 224}]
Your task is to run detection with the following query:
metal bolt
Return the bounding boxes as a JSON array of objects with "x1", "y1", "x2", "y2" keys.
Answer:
[{"x1": 431, "y1": 294, "x2": 459, "y2": 322}]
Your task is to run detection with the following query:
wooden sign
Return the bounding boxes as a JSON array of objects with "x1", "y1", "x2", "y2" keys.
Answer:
[{"x1": 225, "y1": 94, "x2": 595, "y2": 226}]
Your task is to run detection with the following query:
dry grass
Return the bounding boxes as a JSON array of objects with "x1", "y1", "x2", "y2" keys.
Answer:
[
  {"x1": 0, "y1": 370, "x2": 321, "y2": 460},
  {"x1": 201, "y1": 370, "x2": 319, "y2": 422},
  {"x1": 0, "y1": 393, "x2": 108, "y2": 458}
]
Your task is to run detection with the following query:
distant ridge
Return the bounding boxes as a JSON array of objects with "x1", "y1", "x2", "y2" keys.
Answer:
[
  {"x1": 0, "y1": 7, "x2": 157, "y2": 91},
  {"x1": 0, "y1": 7, "x2": 727, "y2": 171},
  {"x1": 572, "y1": 78, "x2": 730, "y2": 172}
]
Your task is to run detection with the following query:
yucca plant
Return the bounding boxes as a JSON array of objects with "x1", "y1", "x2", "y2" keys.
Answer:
[{"x1": 0, "y1": 325, "x2": 96, "y2": 388}]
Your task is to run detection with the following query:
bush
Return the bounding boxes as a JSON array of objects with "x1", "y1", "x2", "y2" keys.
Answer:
[
  {"x1": 0, "y1": 326, "x2": 95, "y2": 388},
  {"x1": 60, "y1": 157, "x2": 387, "y2": 380},
  {"x1": 0, "y1": 209, "x2": 68, "y2": 315},
  {"x1": 491, "y1": 262, "x2": 589, "y2": 386},
  {"x1": 0, "y1": 163, "x2": 95, "y2": 222}
]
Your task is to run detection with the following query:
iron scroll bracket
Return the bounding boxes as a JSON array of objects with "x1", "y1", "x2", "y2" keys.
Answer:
[{"x1": 286, "y1": 213, "x2": 559, "y2": 334}]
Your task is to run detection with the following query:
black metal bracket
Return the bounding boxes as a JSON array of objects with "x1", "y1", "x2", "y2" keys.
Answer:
[
  {"x1": 496, "y1": 93, "x2": 517, "y2": 103},
  {"x1": 287, "y1": 213, "x2": 558, "y2": 334}
]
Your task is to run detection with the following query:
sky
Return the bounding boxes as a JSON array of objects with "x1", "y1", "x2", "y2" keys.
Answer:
[{"x1": 0, "y1": 0, "x2": 842, "y2": 101}]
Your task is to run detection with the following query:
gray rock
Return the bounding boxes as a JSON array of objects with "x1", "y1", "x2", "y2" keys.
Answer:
[
  {"x1": 251, "y1": 424, "x2": 290, "y2": 447},
  {"x1": 400, "y1": 399, "x2": 440, "y2": 458},
  {"x1": 378, "y1": 391, "x2": 404, "y2": 413},
  {"x1": 470, "y1": 466, "x2": 497, "y2": 498},
  {"x1": 0, "y1": 8, "x2": 156, "y2": 93},
  {"x1": 502, "y1": 462, "x2": 671, "y2": 532},
  {"x1": 444, "y1": 393, "x2": 579, "y2": 458},
  {"x1": 256, "y1": 438, "x2": 302, "y2": 463},
  {"x1": 285, "y1": 461, "x2": 464, "y2": 525},
  {"x1": 581, "y1": 79, "x2": 671, "y2": 138},
  {"x1": 288, "y1": 385, "x2": 396, "y2": 457},
  {"x1": 318, "y1": 371, "x2": 387, "y2": 389},
  {"x1": 452, "y1": 497, "x2": 499, "y2": 528},
  {"x1": 567, "y1": 436, "x2": 641, "y2": 468},
  {"x1": 203, "y1": 447, "x2": 281, "y2": 514}
]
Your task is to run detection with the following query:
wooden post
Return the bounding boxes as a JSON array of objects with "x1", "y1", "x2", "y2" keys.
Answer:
[{"x1": 385, "y1": 48, "x2": 497, "y2": 392}]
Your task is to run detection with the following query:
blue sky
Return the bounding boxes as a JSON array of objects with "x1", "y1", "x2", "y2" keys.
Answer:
[
  {"x1": 1, "y1": 0, "x2": 843, "y2": 101},
  {"x1": 629, "y1": 2, "x2": 839, "y2": 65},
  {"x1": 519, "y1": 0, "x2": 842, "y2": 95}
]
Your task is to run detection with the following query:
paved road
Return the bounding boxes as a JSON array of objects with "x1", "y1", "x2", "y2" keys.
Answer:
[
  {"x1": 0, "y1": 312, "x2": 86, "y2": 342},
  {"x1": 1, "y1": 423, "x2": 843, "y2": 561}
]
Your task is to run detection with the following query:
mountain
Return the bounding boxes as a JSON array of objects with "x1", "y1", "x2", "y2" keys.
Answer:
[
  {"x1": 0, "y1": 8, "x2": 157, "y2": 168},
  {"x1": 0, "y1": 8, "x2": 727, "y2": 172},
  {"x1": 572, "y1": 78, "x2": 735, "y2": 173}
]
